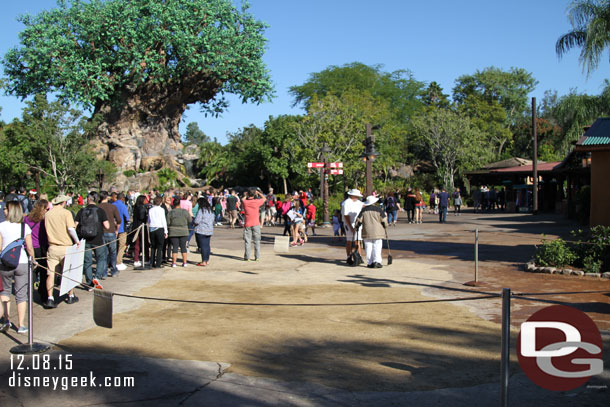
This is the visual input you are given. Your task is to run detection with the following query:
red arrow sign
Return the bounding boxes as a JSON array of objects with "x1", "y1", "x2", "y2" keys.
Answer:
[{"x1": 307, "y1": 162, "x2": 325, "y2": 168}]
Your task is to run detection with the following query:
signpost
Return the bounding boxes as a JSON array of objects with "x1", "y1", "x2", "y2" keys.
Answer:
[{"x1": 307, "y1": 159, "x2": 343, "y2": 226}]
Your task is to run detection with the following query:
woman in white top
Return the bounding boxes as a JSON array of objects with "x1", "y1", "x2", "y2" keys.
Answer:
[
  {"x1": 148, "y1": 196, "x2": 168, "y2": 269},
  {"x1": 0, "y1": 201, "x2": 36, "y2": 334}
]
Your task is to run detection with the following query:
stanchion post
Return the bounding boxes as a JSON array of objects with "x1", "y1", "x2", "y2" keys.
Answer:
[
  {"x1": 500, "y1": 288, "x2": 511, "y2": 407},
  {"x1": 475, "y1": 228, "x2": 479, "y2": 283},
  {"x1": 10, "y1": 257, "x2": 51, "y2": 354},
  {"x1": 140, "y1": 225, "x2": 150, "y2": 270}
]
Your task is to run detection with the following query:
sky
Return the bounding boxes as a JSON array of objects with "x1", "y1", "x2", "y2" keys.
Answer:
[{"x1": 0, "y1": 0, "x2": 608, "y2": 145}]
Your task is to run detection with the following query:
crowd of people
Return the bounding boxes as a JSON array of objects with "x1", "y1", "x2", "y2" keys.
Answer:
[{"x1": 0, "y1": 183, "x2": 483, "y2": 335}]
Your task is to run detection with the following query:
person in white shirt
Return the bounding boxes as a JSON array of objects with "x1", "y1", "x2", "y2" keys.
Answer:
[
  {"x1": 0, "y1": 201, "x2": 36, "y2": 334},
  {"x1": 341, "y1": 189, "x2": 364, "y2": 263},
  {"x1": 148, "y1": 196, "x2": 168, "y2": 269}
]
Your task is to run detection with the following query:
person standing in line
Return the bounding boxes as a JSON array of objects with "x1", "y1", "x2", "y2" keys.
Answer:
[
  {"x1": 24, "y1": 199, "x2": 49, "y2": 303},
  {"x1": 241, "y1": 188, "x2": 265, "y2": 261},
  {"x1": 355, "y1": 195, "x2": 388, "y2": 269},
  {"x1": 226, "y1": 190, "x2": 239, "y2": 229},
  {"x1": 44, "y1": 194, "x2": 81, "y2": 308},
  {"x1": 162, "y1": 194, "x2": 173, "y2": 263},
  {"x1": 98, "y1": 191, "x2": 121, "y2": 278},
  {"x1": 341, "y1": 189, "x2": 364, "y2": 263},
  {"x1": 112, "y1": 192, "x2": 130, "y2": 271},
  {"x1": 453, "y1": 188, "x2": 462, "y2": 216},
  {"x1": 131, "y1": 195, "x2": 149, "y2": 267},
  {"x1": 193, "y1": 197, "x2": 215, "y2": 266},
  {"x1": 0, "y1": 201, "x2": 36, "y2": 334},
  {"x1": 148, "y1": 196, "x2": 168, "y2": 269},
  {"x1": 168, "y1": 197, "x2": 191, "y2": 267},
  {"x1": 438, "y1": 188, "x2": 449, "y2": 223},
  {"x1": 404, "y1": 188, "x2": 416, "y2": 224},
  {"x1": 75, "y1": 192, "x2": 110, "y2": 287}
]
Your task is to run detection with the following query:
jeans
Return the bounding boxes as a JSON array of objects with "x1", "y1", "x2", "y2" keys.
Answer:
[
  {"x1": 196, "y1": 233, "x2": 211, "y2": 262},
  {"x1": 103, "y1": 232, "x2": 118, "y2": 275},
  {"x1": 243, "y1": 225, "x2": 261, "y2": 260},
  {"x1": 387, "y1": 210, "x2": 397, "y2": 224},
  {"x1": 439, "y1": 206, "x2": 448, "y2": 223},
  {"x1": 187, "y1": 221, "x2": 195, "y2": 244},
  {"x1": 84, "y1": 242, "x2": 108, "y2": 284}
]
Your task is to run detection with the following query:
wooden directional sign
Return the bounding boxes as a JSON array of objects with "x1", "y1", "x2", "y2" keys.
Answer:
[
  {"x1": 329, "y1": 162, "x2": 343, "y2": 168},
  {"x1": 330, "y1": 169, "x2": 344, "y2": 175},
  {"x1": 307, "y1": 162, "x2": 325, "y2": 168}
]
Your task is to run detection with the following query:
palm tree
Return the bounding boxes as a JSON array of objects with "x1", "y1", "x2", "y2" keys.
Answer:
[{"x1": 556, "y1": 0, "x2": 610, "y2": 75}]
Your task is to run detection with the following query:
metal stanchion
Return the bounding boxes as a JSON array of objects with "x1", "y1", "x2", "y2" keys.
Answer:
[
  {"x1": 10, "y1": 258, "x2": 51, "y2": 354},
  {"x1": 465, "y1": 228, "x2": 485, "y2": 286},
  {"x1": 500, "y1": 288, "x2": 510, "y2": 407}
]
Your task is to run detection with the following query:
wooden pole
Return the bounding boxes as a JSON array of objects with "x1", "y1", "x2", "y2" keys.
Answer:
[{"x1": 532, "y1": 97, "x2": 538, "y2": 214}]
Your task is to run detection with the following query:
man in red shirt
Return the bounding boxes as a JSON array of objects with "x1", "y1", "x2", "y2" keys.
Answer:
[{"x1": 241, "y1": 188, "x2": 265, "y2": 261}]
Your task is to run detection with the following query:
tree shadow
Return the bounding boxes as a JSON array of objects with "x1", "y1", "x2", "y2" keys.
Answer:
[{"x1": 277, "y1": 253, "x2": 347, "y2": 266}]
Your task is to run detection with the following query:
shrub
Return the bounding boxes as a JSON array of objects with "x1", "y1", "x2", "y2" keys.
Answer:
[
  {"x1": 534, "y1": 238, "x2": 577, "y2": 268},
  {"x1": 123, "y1": 170, "x2": 136, "y2": 177}
]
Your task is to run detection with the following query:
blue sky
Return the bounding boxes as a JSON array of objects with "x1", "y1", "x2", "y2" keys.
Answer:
[{"x1": 1, "y1": 0, "x2": 608, "y2": 144}]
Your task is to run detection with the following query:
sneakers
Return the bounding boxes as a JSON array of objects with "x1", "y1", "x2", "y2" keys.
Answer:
[
  {"x1": 172, "y1": 263, "x2": 177, "y2": 268},
  {"x1": 367, "y1": 263, "x2": 375, "y2": 268},
  {"x1": 92, "y1": 278, "x2": 103, "y2": 290},
  {"x1": 66, "y1": 295, "x2": 79, "y2": 304},
  {"x1": 44, "y1": 298, "x2": 57, "y2": 309},
  {"x1": 17, "y1": 326, "x2": 28, "y2": 335},
  {"x1": 182, "y1": 263, "x2": 187, "y2": 267},
  {"x1": 110, "y1": 271, "x2": 120, "y2": 277},
  {"x1": 0, "y1": 321, "x2": 9, "y2": 333},
  {"x1": 133, "y1": 261, "x2": 142, "y2": 267},
  {"x1": 116, "y1": 263, "x2": 127, "y2": 271},
  {"x1": 374, "y1": 262, "x2": 383, "y2": 268}
]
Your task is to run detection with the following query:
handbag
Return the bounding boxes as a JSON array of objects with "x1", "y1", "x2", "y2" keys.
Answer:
[
  {"x1": 347, "y1": 235, "x2": 363, "y2": 267},
  {"x1": 0, "y1": 223, "x2": 25, "y2": 269}
]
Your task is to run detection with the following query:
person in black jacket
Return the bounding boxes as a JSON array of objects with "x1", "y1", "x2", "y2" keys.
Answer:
[
  {"x1": 404, "y1": 188, "x2": 416, "y2": 224},
  {"x1": 131, "y1": 195, "x2": 150, "y2": 267}
]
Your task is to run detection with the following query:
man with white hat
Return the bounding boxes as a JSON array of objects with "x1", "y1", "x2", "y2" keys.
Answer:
[
  {"x1": 44, "y1": 194, "x2": 81, "y2": 308},
  {"x1": 355, "y1": 195, "x2": 388, "y2": 268},
  {"x1": 341, "y1": 189, "x2": 364, "y2": 263}
]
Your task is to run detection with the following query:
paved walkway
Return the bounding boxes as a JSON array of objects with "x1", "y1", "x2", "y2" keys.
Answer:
[{"x1": 1, "y1": 211, "x2": 608, "y2": 406}]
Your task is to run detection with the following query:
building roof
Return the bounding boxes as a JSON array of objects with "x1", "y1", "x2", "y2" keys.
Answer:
[
  {"x1": 576, "y1": 118, "x2": 610, "y2": 149},
  {"x1": 491, "y1": 162, "x2": 562, "y2": 173},
  {"x1": 482, "y1": 157, "x2": 533, "y2": 169}
]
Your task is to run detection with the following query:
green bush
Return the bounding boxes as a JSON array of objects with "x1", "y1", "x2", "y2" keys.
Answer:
[
  {"x1": 534, "y1": 238, "x2": 577, "y2": 268},
  {"x1": 571, "y1": 225, "x2": 610, "y2": 273},
  {"x1": 123, "y1": 170, "x2": 136, "y2": 177},
  {"x1": 583, "y1": 255, "x2": 602, "y2": 274}
]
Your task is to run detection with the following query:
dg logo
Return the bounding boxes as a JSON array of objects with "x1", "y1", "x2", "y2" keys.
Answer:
[{"x1": 517, "y1": 305, "x2": 604, "y2": 391}]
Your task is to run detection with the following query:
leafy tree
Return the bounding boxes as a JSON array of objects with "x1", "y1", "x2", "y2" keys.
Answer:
[
  {"x1": 289, "y1": 62, "x2": 424, "y2": 122},
  {"x1": 412, "y1": 107, "x2": 491, "y2": 190},
  {"x1": 512, "y1": 118, "x2": 564, "y2": 161},
  {"x1": 422, "y1": 81, "x2": 450, "y2": 108},
  {"x1": 3, "y1": 0, "x2": 273, "y2": 170},
  {"x1": 183, "y1": 122, "x2": 209, "y2": 146},
  {"x1": 453, "y1": 67, "x2": 538, "y2": 126},
  {"x1": 556, "y1": 0, "x2": 610, "y2": 75},
  {"x1": 198, "y1": 140, "x2": 230, "y2": 186},
  {"x1": 258, "y1": 115, "x2": 301, "y2": 194},
  {"x1": 0, "y1": 94, "x2": 115, "y2": 194}
]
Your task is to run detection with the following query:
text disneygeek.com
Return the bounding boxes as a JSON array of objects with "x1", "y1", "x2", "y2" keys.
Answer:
[{"x1": 8, "y1": 354, "x2": 135, "y2": 390}]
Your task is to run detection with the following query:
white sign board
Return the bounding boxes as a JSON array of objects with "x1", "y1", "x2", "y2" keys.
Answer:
[{"x1": 59, "y1": 240, "x2": 86, "y2": 296}]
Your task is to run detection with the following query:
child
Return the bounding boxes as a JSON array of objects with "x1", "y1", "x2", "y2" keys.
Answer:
[
  {"x1": 332, "y1": 209, "x2": 341, "y2": 241},
  {"x1": 305, "y1": 203, "x2": 317, "y2": 236}
]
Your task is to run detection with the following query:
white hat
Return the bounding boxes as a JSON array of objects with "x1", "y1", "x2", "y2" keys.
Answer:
[
  {"x1": 51, "y1": 194, "x2": 70, "y2": 205},
  {"x1": 364, "y1": 195, "x2": 379, "y2": 206},
  {"x1": 347, "y1": 189, "x2": 363, "y2": 198}
]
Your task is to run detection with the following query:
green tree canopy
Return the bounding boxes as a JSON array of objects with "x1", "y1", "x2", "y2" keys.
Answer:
[
  {"x1": 556, "y1": 0, "x2": 610, "y2": 75},
  {"x1": 183, "y1": 122, "x2": 209, "y2": 145}
]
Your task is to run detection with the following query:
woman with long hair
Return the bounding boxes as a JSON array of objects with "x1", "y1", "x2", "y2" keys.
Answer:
[
  {"x1": 131, "y1": 195, "x2": 149, "y2": 267},
  {"x1": 24, "y1": 199, "x2": 49, "y2": 303},
  {"x1": 415, "y1": 189, "x2": 424, "y2": 224},
  {"x1": 0, "y1": 201, "x2": 36, "y2": 334},
  {"x1": 193, "y1": 197, "x2": 215, "y2": 266}
]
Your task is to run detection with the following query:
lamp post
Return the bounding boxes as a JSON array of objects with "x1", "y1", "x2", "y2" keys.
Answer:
[
  {"x1": 362, "y1": 124, "x2": 379, "y2": 197},
  {"x1": 320, "y1": 143, "x2": 331, "y2": 225}
]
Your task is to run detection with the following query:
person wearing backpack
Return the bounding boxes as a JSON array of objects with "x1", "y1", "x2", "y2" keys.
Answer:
[
  {"x1": 384, "y1": 192, "x2": 398, "y2": 226},
  {"x1": 75, "y1": 192, "x2": 109, "y2": 290},
  {"x1": 0, "y1": 201, "x2": 36, "y2": 334}
]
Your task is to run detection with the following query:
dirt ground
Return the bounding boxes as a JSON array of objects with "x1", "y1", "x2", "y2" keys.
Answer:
[{"x1": 58, "y1": 212, "x2": 610, "y2": 393}]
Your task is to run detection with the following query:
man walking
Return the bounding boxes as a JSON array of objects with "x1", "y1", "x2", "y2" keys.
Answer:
[
  {"x1": 226, "y1": 190, "x2": 239, "y2": 229},
  {"x1": 241, "y1": 188, "x2": 265, "y2": 261},
  {"x1": 44, "y1": 194, "x2": 81, "y2": 308},
  {"x1": 355, "y1": 195, "x2": 388, "y2": 268},
  {"x1": 438, "y1": 188, "x2": 449, "y2": 223},
  {"x1": 75, "y1": 192, "x2": 109, "y2": 289},
  {"x1": 341, "y1": 189, "x2": 364, "y2": 263},
  {"x1": 99, "y1": 191, "x2": 121, "y2": 277}
]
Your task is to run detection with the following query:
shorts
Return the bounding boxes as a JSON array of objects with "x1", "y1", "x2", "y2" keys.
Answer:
[
  {"x1": 345, "y1": 226, "x2": 362, "y2": 241},
  {"x1": 170, "y1": 236, "x2": 188, "y2": 254},
  {"x1": 47, "y1": 245, "x2": 69, "y2": 278}
]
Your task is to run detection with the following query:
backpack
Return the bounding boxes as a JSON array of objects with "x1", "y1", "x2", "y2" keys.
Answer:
[
  {"x1": 0, "y1": 223, "x2": 25, "y2": 269},
  {"x1": 78, "y1": 206, "x2": 99, "y2": 239},
  {"x1": 385, "y1": 196, "x2": 395, "y2": 211}
]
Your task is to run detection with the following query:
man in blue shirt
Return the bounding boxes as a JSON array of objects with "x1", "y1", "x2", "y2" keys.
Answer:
[
  {"x1": 112, "y1": 192, "x2": 131, "y2": 271},
  {"x1": 438, "y1": 188, "x2": 449, "y2": 223}
]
